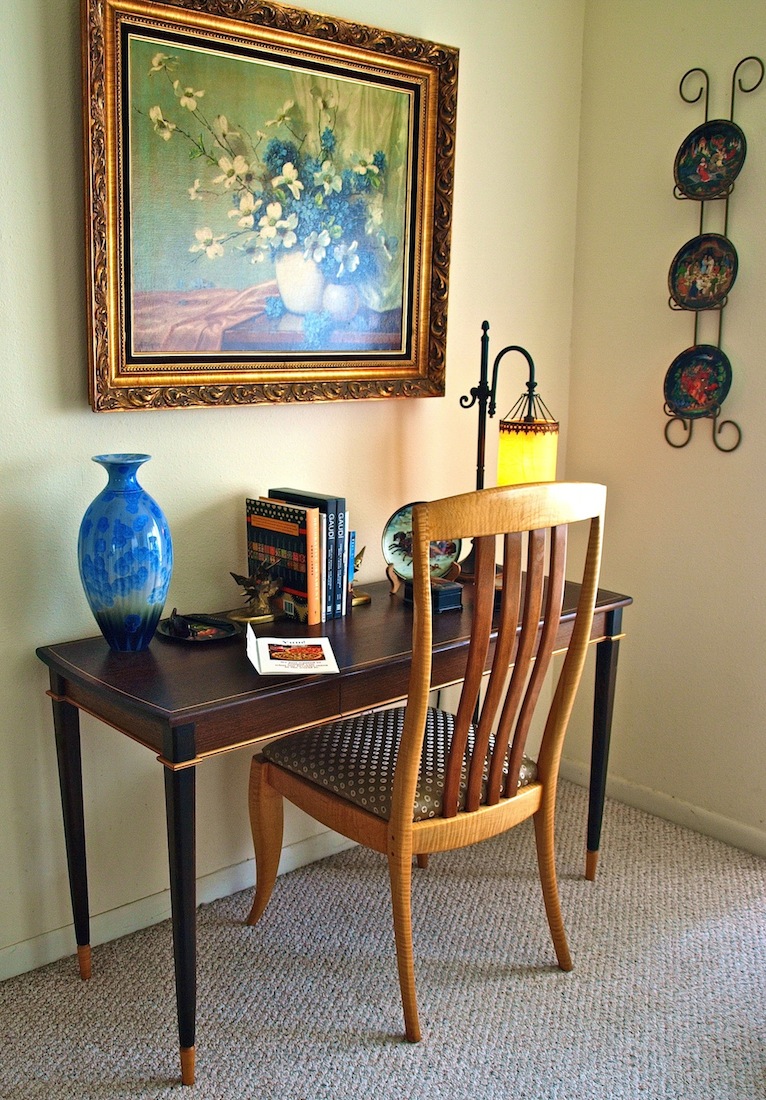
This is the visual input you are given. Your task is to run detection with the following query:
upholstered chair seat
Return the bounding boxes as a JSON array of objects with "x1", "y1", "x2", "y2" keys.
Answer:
[{"x1": 263, "y1": 706, "x2": 538, "y2": 822}]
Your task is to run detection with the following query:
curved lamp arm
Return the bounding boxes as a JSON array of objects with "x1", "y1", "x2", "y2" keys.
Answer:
[
  {"x1": 489, "y1": 343, "x2": 538, "y2": 420},
  {"x1": 459, "y1": 320, "x2": 551, "y2": 491}
]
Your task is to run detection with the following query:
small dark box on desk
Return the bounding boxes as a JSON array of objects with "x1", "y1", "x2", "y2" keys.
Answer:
[{"x1": 403, "y1": 577, "x2": 463, "y2": 613}]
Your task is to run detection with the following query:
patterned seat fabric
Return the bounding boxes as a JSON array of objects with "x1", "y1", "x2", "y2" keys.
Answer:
[{"x1": 262, "y1": 706, "x2": 538, "y2": 822}]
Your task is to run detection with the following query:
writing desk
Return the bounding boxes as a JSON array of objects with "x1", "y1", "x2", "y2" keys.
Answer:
[{"x1": 37, "y1": 579, "x2": 630, "y2": 1086}]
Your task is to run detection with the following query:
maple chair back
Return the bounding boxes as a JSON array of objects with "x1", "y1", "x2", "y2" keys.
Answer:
[{"x1": 394, "y1": 481, "x2": 605, "y2": 828}]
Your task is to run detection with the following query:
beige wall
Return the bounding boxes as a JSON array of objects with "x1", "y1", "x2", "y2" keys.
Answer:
[
  {"x1": 3, "y1": 0, "x2": 763, "y2": 981},
  {"x1": 562, "y1": 0, "x2": 766, "y2": 857},
  {"x1": 0, "y1": 0, "x2": 585, "y2": 976}
]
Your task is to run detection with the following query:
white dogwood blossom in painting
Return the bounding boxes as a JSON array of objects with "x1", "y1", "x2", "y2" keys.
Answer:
[
  {"x1": 189, "y1": 228, "x2": 225, "y2": 259},
  {"x1": 148, "y1": 105, "x2": 175, "y2": 141}
]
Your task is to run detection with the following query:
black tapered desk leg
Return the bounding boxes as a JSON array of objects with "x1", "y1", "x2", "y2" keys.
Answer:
[
  {"x1": 586, "y1": 608, "x2": 623, "y2": 881},
  {"x1": 164, "y1": 762, "x2": 197, "y2": 1087},
  {"x1": 51, "y1": 679, "x2": 92, "y2": 980}
]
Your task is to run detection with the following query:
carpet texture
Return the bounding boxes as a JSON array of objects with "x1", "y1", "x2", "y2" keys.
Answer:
[{"x1": 1, "y1": 782, "x2": 764, "y2": 1099}]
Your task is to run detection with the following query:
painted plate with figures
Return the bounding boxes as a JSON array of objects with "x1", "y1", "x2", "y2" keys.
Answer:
[
  {"x1": 668, "y1": 233, "x2": 738, "y2": 310},
  {"x1": 663, "y1": 345, "x2": 732, "y2": 419},
  {"x1": 673, "y1": 119, "x2": 746, "y2": 200},
  {"x1": 381, "y1": 503, "x2": 462, "y2": 581}
]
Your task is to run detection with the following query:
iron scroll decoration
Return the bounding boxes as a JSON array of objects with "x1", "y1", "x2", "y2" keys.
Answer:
[{"x1": 663, "y1": 56, "x2": 763, "y2": 453}]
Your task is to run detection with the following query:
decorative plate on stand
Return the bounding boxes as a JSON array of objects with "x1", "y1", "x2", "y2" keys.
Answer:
[
  {"x1": 663, "y1": 345, "x2": 732, "y2": 418},
  {"x1": 668, "y1": 233, "x2": 738, "y2": 310},
  {"x1": 381, "y1": 503, "x2": 462, "y2": 581},
  {"x1": 673, "y1": 119, "x2": 747, "y2": 199}
]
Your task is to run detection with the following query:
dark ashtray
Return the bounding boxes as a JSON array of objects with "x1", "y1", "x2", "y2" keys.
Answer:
[
  {"x1": 403, "y1": 577, "x2": 463, "y2": 613},
  {"x1": 156, "y1": 610, "x2": 240, "y2": 643}
]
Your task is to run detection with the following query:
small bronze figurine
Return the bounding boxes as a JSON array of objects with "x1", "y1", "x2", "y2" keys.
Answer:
[
  {"x1": 350, "y1": 545, "x2": 371, "y2": 606},
  {"x1": 230, "y1": 558, "x2": 282, "y2": 621}
]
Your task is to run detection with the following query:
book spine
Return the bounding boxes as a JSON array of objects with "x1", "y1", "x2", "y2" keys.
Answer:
[
  {"x1": 347, "y1": 529, "x2": 356, "y2": 607},
  {"x1": 325, "y1": 504, "x2": 337, "y2": 618},
  {"x1": 303, "y1": 506, "x2": 321, "y2": 626},
  {"x1": 341, "y1": 513, "x2": 351, "y2": 615},
  {"x1": 334, "y1": 502, "x2": 346, "y2": 617},
  {"x1": 317, "y1": 513, "x2": 327, "y2": 623}
]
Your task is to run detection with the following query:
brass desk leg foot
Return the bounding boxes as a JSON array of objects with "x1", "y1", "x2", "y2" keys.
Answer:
[
  {"x1": 77, "y1": 944, "x2": 92, "y2": 980},
  {"x1": 585, "y1": 849, "x2": 598, "y2": 881},
  {"x1": 180, "y1": 1045, "x2": 196, "y2": 1086}
]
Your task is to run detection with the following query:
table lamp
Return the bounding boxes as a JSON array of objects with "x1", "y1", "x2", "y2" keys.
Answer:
[{"x1": 459, "y1": 320, "x2": 559, "y2": 575}]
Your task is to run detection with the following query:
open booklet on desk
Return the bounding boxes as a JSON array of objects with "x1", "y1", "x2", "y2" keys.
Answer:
[{"x1": 245, "y1": 626, "x2": 340, "y2": 675}]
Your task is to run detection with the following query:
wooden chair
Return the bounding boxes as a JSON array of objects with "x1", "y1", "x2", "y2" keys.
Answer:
[{"x1": 247, "y1": 482, "x2": 606, "y2": 1041}]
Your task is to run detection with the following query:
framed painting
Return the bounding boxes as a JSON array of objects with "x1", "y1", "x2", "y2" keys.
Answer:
[{"x1": 81, "y1": 0, "x2": 459, "y2": 410}]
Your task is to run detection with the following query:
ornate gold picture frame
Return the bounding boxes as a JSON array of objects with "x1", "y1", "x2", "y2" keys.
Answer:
[{"x1": 82, "y1": 0, "x2": 459, "y2": 411}]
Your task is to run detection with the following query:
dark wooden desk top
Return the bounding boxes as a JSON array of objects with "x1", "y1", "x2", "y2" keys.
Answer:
[{"x1": 37, "y1": 580, "x2": 631, "y2": 766}]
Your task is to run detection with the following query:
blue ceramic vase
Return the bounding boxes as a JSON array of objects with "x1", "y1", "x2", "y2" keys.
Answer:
[{"x1": 77, "y1": 454, "x2": 173, "y2": 651}]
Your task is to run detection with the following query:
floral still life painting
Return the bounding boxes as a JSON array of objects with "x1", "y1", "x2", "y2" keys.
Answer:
[
  {"x1": 82, "y1": 0, "x2": 459, "y2": 411},
  {"x1": 131, "y1": 40, "x2": 408, "y2": 356}
]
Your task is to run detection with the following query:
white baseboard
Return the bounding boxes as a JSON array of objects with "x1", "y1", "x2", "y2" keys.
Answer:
[
  {"x1": 0, "y1": 830, "x2": 355, "y2": 982},
  {"x1": 559, "y1": 759, "x2": 766, "y2": 860},
  {"x1": 7, "y1": 768, "x2": 764, "y2": 983}
]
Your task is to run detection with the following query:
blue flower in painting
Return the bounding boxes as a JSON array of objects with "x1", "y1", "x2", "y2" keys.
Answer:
[
  {"x1": 303, "y1": 311, "x2": 333, "y2": 349},
  {"x1": 146, "y1": 70, "x2": 396, "y2": 291},
  {"x1": 264, "y1": 296, "x2": 285, "y2": 321},
  {"x1": 263, "y1": 139, "x2": 301, "y2": 180}
]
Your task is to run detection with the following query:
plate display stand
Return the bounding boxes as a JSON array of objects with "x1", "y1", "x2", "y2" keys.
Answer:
[
  {"x1": 381, "y1": 502, "x2": 462, "y2": 602},
  {"x1": 663, "y1": 57, "x2": 763, "y2": 452}
]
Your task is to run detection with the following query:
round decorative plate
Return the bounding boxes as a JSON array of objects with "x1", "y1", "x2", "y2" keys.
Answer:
[
  {"x1": 674, "y1": 119, "x2": 747, "y2": 200},
  {"x1": 663, "y1": 345, "x2": 732, "y2": 418},
  {"x1": 381, "y1": 503, "x2": 462, "y2": 582},
  {"x1": 156, "y1": 613, "x2": 239, "y2": 643},
  {"x1": 668, "y1": 233, "x2": 738, "y2": 310}
]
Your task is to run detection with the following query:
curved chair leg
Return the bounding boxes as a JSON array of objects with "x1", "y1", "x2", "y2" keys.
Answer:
[
  {"x1": 533, "y1": 802, "x2": 573, "y2": 971},
  {"x1": 387, "y1": 851, "x2": 421, "y2": 1042},
  {"x1": 247, "y1": 756, "x2": 284, "y2": 926}
]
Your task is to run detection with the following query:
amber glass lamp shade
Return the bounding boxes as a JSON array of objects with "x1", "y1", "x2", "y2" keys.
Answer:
[{"x1": 497, "y1": 418, "x2": 559, "y2": 485}]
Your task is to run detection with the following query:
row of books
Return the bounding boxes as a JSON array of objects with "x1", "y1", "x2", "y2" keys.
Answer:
[{"x1": 246, "y1": 488, "x2": 356, "y2": 624}]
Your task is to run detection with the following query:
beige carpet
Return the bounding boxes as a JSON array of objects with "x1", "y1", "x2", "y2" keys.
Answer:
[{"x1": 1, "y1": 781, "x2": 764, "y2": 1099}]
